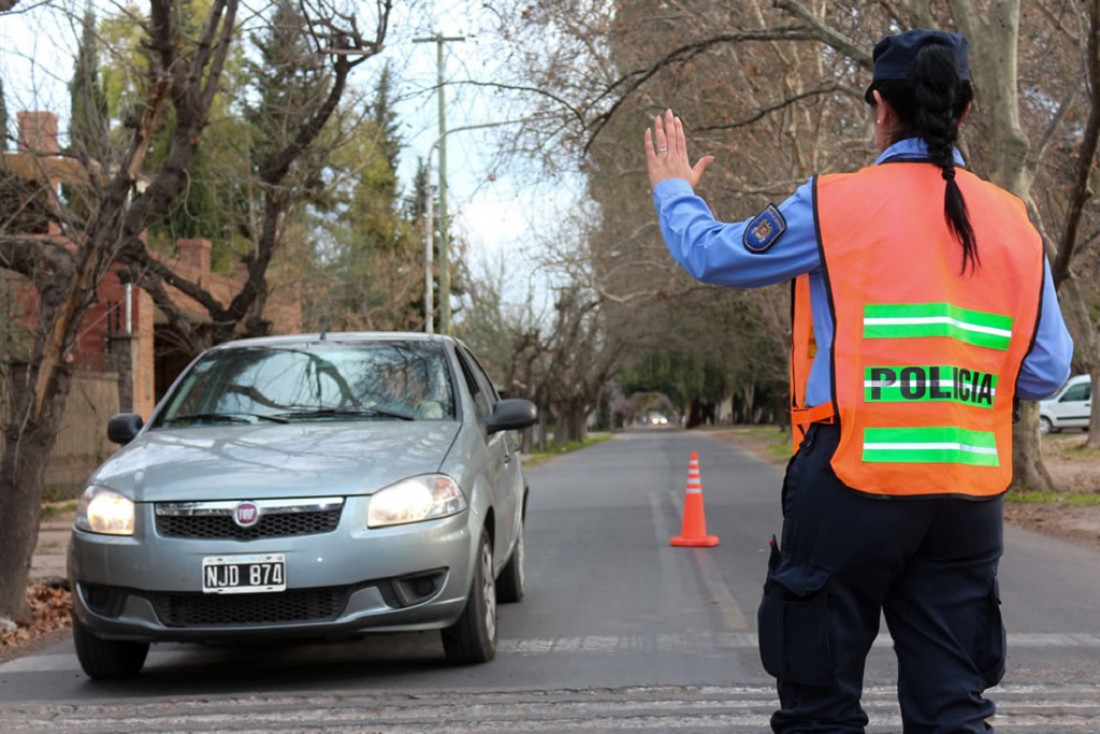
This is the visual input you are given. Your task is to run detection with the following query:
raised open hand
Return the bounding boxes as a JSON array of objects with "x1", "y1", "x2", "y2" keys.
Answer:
[{"x1": 644, "y1": 108, "x2": 714, "y2": 190}]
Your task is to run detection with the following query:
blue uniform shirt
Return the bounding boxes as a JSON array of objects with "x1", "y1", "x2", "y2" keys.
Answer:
[{"x1": 653, "y1": 139, "x2": 1074, "y2": 406}]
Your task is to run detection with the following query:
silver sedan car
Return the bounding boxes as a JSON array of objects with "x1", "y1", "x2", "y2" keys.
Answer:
[{"x1": 68, "y1": 332, "x2": 537, "y2": 679}]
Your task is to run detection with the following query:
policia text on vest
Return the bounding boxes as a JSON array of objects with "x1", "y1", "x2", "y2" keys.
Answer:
[{"x1": 865, "y1": 365, "x2": 995, "y2": 408}]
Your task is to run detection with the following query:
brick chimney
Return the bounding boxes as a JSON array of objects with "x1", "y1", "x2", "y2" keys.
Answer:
[
  {"x1": 176, "y1": 238, "x2": 212, "y2": 274},
  {"x1": 16, "y1": 111, "x2": 60, "y2": 155}
]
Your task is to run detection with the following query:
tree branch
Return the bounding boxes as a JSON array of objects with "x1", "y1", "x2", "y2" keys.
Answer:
[
  {"x1": 1052, "y1": 0, "x2": 1100, "y2": 287},
  {"x1": 584, "y1": 19, "x2": 870, "y2": 153},
  {"x1": 771, "y1": 0, "x2": 875, "y2": 68},
  {"x1": 0, "y1": 235, "x2": 71, "y2": 289},
  {"x1": 694, "y1": 83, "x2": 862, "y2": 132}
]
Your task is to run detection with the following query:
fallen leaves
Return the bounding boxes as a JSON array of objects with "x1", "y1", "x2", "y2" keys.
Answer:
[{"x1": 0, "y1": 583, "x2": 72, "y2": 649}]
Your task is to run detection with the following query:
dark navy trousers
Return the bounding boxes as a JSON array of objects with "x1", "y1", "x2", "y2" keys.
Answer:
[{"x1": 758, "y1": 423, "x2": 1006, "y2": 733}]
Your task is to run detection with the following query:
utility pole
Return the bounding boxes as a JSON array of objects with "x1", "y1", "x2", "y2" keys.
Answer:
[{"x1": 414, "y1": 32, "x2": 464, "y2": 335}]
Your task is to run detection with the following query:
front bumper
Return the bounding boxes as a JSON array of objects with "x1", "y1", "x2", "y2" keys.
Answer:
[{"x1": 69, "y1": 498, "x2": 476, "y2": 643}]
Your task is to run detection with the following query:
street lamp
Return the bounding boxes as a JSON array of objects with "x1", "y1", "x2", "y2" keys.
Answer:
[{"x1": 422, "y1": 118, "x2": 535, "y2": 334}]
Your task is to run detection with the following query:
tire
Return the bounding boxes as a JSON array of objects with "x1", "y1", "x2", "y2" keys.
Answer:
[
  {"x1": 72, "y1": 614, "x2": 149, "y2": 680},
  {"x1": 496, "y1": 518, "x2": 526, "y2": 604},
  {"x1": 1039, "y1": 416, "x2": 1055, "y2": 435},
  {"x1": 441, "y1": 529, "x2": 496, "y2": 663}
]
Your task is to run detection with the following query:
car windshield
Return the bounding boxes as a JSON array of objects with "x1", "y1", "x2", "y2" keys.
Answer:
[{"x1": 156, "y1": 342, "x2": 455, "y2": 427}]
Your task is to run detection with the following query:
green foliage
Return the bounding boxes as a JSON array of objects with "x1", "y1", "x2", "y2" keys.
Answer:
[
  {"x1": 620, "y1": 352, "x2": 719, "y2": 407},
  {"x1": 244, "y1": 0, "x2": 330, "y2": 168},
  {"x1": 143, "y1": 0, "x2": 250, "y2": 259},
  {"x1": 305, "y1": 62, "x2": 424, "y2": 332},
  {"x1": 98, "y1": 7, "x2": 147, "y2": 123},
  {"x1": 69, "y1": 1, "x2": 426, "y2": 329},
  {"x1": 64, "y1": 7, "x2": 111, "y2": 222},
  {"x1": 406, "y1": 157, "x2": 429, "y2": 222},
  {"x1": 525, "y1": 432, "x2": 613, "y2": 467},
  {"x1": 69, "y1": 7, "x2": 110, "y2": 164}
]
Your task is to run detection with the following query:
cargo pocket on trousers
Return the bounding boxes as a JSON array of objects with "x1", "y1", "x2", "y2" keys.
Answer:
[
  {"x1": 758, "y1": 538, "x2": 834, "y2": 687},
  {"x1": 976, "y1": 576, "x2": 1006, "y2": 689}
]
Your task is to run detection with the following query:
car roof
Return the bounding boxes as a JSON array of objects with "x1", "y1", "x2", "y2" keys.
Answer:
[{"x1": 205, "y1": 332, "x2": 459, "y2": 352}]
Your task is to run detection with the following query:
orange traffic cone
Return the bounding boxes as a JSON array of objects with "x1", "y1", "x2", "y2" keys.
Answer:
[{"x1": 670, "y1": 450, "x2": 719, "y2": 547}]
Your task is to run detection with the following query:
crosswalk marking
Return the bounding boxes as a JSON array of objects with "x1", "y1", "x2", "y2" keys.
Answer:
[
  {"x1": 4, "y1": 632, "x2": 1100, "y2": 674},
  {"x1": 3, "y1": 683, "x2": 1100, "y2": 731}
]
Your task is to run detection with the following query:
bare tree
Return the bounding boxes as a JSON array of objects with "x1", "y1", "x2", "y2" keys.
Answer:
[
  {"x1": 491, "y1": 0, "x2": 1099, "y2": 488},
  {"x1": 117, "y1": 0, "x2": 391, "y2": 353},
  {"x1": 0, "y1": 0, "x2": 393, "y2": 621}
]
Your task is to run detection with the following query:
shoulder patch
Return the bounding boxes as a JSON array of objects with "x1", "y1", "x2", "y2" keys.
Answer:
[{"x1": 743, "y1": 204, "x2": 786, "y2": 253}]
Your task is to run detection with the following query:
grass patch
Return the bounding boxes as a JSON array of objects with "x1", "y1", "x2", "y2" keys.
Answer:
[
  {"x1": 525, "y1": 432, "x2": 613, "y2": 467},
  {"x1": 1043, "y1": 437, "x2": 1100, "y2": 461},
  {"x1": 42, "y1": 483, "x2": 83, "y2": 504},
  {"x1": 40, "y1": 500, "x2": 78, "y2": 519},
  {"x1": 1006, "y1": 490, "x2": 1100, "y2": 506},
  {"x1": 747, "y1": 429, "x2": 795, "y2": 463},
  {"x1": 710, "y1": 424, "x2": 794, "y2": 464}
]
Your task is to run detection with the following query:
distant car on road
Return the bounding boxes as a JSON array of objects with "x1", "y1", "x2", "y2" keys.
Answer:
[
  {"x1": 69, "y1": 332, "x2": 537, "y2": 679},
  {"x1": 1038, "y1": 374, "x2": 1092, "y2": 434}
]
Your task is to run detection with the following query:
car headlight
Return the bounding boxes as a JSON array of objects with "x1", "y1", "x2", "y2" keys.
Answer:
[
  {"x1": 367, "y1": 475, "x2": 467, "y2": 528},
  {"x1": 75, "y1": 486, "x2": 135, "y2": 536}
]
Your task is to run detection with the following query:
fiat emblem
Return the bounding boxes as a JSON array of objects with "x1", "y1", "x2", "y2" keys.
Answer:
[{"x1": 233, "y1": 502, "x2": 261, "y2": 528}]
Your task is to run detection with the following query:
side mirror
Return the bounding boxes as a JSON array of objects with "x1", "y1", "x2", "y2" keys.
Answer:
[
  {"x1": 486, "y1": 399, "x2": 537, "y2": 434},
  {"x1": 107, "y1": 413, "x2": 144, "y2": 445}
]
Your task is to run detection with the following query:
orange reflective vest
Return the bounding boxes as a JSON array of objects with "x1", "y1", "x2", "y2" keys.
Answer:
[{"x1": 790, "y1": 163, "x2": 1044, "y2": 497}]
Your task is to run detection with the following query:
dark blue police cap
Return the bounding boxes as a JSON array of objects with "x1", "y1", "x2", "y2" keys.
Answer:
[{"x1": 864, "y1": 29, "x2": 970, "y2": 103}]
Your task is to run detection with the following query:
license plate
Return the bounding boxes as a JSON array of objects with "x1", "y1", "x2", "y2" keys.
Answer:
[{"x1": 202, "y1": 553, "x2": 286, "y2": 594}]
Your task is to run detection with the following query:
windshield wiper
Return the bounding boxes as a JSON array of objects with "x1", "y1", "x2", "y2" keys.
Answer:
[
  {"x1": 277, "y1": 405, "x2": 415, "y2": 421},
  {"x1": 163, "y1": 412, "x2": 290, "y2": 425}
]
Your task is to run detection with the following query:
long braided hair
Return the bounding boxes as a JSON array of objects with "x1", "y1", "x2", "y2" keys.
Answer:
[{"x1": 873, "y1": 44, "x2": 977, "y2": 274}]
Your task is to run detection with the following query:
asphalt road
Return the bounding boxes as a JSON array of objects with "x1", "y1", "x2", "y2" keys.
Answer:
[{"x1": 2, "y1": 427, "x2": 1100, "y2": 732}]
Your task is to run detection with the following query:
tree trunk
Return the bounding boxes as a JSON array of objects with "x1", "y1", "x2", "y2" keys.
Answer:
[
  {"x1": 741, "y1": 383, "x2": 755, "y2": 425},
  {"x1": 1011, "y1": 401, "x2": 1058, "y2": 491},
  {"x1": 953, "y1": 1, "x2": 1064, "y2": 492},
  {"x1": 0, "y1": 364, "x2": 71, "y2": 620},
  {"x1": 1088, "y1": 365, "x2": 1100, "y2": 450},
  {"x1": 567, "y1": 402, "x2": 588, "y2": 444}
]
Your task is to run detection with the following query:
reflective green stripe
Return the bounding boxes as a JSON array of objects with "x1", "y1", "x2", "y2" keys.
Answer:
[
  {"x1": 863, "y1": 303, "x2": 1013, "y2": 350},
  {"x1": 862, "y1": 426, "x2": 999, "y2": 466},
  {"x1": 863, "y1": 365, "x2": 997, "y2": 408}
]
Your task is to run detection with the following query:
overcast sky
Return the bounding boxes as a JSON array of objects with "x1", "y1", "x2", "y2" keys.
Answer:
[{"x1": 0, "y1": 1, "x2": 564, "y2": 311}]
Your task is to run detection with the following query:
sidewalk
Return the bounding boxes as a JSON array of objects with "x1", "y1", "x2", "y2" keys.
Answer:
[{"x1": 30, "y1": 512, "x2": 73, "y2": 585}]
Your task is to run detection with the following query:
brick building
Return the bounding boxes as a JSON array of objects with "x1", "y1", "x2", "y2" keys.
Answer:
[{"x1": 2, "y1": 111, "x2": 302, "y2": 422}]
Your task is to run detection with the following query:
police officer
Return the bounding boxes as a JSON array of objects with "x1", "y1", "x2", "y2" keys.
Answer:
[{"x1": 645, "y1": 29, "x2": 1074, "y2": 733}]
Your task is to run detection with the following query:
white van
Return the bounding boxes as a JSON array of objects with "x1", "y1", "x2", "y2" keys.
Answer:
[{"x1": 1038, "y1": 374, "x2": 1092, "y2": 434}]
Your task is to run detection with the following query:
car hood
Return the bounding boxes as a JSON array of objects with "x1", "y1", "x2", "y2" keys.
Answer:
[{"x1": 88, "y1": 421, "x2": 462, "y2": 502}]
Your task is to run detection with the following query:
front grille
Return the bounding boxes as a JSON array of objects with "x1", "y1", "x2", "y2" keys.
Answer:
[
  {"x1": 156, "y1": 508, "x2": 341, "y2": 539},
  {"x1": 149, "y1": 587, "x2": 351, "y2": 626},
  {"x1": 154, "y1": 498, "x2": 344, "y2": 540}
]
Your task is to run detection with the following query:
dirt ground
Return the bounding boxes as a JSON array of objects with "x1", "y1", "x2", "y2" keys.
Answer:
[
  {"x1": 1003, "y1": 432, "x2": 1100, "y2": 552},
  {"x1": 710, "y1": 427, "x2": 1100, "y2": 553}
]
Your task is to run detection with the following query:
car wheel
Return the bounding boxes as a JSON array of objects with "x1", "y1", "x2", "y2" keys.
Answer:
[
  {"x1": 496, "y1": 519, "x2": 525, "y2": 604},
  {"x1": 1039, "y1": 416, "x2": 1055, "y2": 435},
  {"x1": 441, "y1": 529, "x2": 496, "y2": 663},
  {"x1": 72, "y1": 615, "x2": 149, "y2": 680}
]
